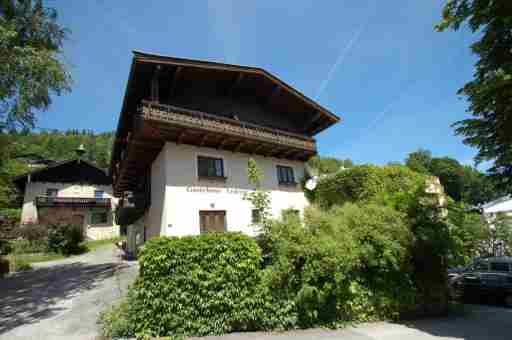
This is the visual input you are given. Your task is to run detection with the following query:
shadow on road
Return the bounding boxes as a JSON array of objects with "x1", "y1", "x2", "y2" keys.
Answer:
[
  {"x1": 402, "y1": 304, "x2": 512, "y2": 340},
  {"x1": 0, "y1": 261, "x2": 126, "y2": 335}
]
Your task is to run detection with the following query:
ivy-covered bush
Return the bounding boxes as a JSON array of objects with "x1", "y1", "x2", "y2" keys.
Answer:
[
  {"x1": 125, "y1": 233, "x2": 291, "y2": 338},
  {"x1": 47, "y1": 223, "x2": 84, "y2": 255},
  {"x1": 315, "y1": 165, "x2": 425, "y2": 209},
  {"x1": 263, "y1": 203, "x2": 416, "y2": 327}
]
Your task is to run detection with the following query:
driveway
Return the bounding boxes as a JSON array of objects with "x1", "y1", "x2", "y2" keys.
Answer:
[
  {"x1": 0, "y1": 244, "x2": 138, "y2": 340},
  {"x1": 193, "y1": 304, "x2": 511, "y2": 340}
]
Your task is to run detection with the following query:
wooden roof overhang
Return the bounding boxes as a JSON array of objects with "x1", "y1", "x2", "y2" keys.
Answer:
[
  {"x1": 111, "y1": 51, "x2": 341, "y2": 196},
  {"x1": 13, "y1": 159, "x2": 112, "y2": 193}
]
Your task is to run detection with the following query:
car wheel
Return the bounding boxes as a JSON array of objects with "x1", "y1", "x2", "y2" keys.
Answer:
[{"x1": 505, "y1": 294, "x2": 512, "y2": 308}]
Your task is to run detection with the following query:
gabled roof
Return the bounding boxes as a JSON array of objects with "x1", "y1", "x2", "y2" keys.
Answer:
[
  {"x1": 131, "y1": 50, "x2": 340, "y2": 124},
  {"x1": 111, "y1": 51, "x2": 342, "y2": 174},
  {"x1": 13, "y1": 159, "x2": 112, "y2": 192}
]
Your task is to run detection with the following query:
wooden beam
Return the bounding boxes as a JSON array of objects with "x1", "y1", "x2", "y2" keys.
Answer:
[
  {"x1": 217, "y1": 138, "x2": 230, "y2": 150},
  {"x1": 228, "y1": 73, "x2": 244, "y2": 96},
  {"x1": 267, "y1": 85, "x2": 281, "y2": 105},
  {"x1": 176, "y1": 130, "x2": 187, "y2": 145},
  {"x1": 169, "y1": 66, "x2": 183, "y2": 99},
  {"x1": 307, "y1": 111, "x2": 322, "y2": 126},
  {"x1": 151, "y1": 65, "x2": 161, "y2": 102},
  {"x1": 309, "y1": 121, "x2": 328, "y2": 135},
  {"x1": 199, "y1": 134, "x2": 209, "y2": 147},
  {"x1": 233, "y1": 141, "x2": 244, "y2": 153},
  {"x1": 252, "y1": 143, "x2": 266, "y2": 154}
]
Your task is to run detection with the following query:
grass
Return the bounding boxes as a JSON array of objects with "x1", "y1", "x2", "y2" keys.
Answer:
[
  {"x1": 2, "y1": 236, "x2": 126, "y2": 272},
  {"x1": 83, "y1": 236, "x2": 125, "y2": 252}
]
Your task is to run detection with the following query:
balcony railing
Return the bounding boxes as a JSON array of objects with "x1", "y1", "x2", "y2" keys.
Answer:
[
  {"x1": 35, "y1": 196, "x2": 111, "y2": 208},
  {"x1": 139, "y1": 101, "x2": 317, "y2": 152}
]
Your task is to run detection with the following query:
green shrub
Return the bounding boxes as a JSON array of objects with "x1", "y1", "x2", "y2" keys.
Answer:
[
  {"x1": 0, "y1": 239, "x2": 12, "y2": 255},
  {"x1": 264, "y1": 203, "x2": 416, "y2": 327},
  {"x1": 315, "y1": 165, "x2": 425, "y2": 209},
  {"x1": 126, "y1": 233, "x2": 283, "y2": 337},
  {"x1": 47, "y1": 224, "x2": 84, "y2": 255},
  {"x1": 98, "y1": 300, "x2": 135, "y2": 339},
  {"x1": 11, "y1": 239, "x2": 48, "y2": 254},
  {"x1": 18, "y1": 224, "x2": 48, "y2": 242}
]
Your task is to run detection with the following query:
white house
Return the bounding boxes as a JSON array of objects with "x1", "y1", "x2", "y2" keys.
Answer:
[
  {"x1": 482, "y1": 196, "x2": 512, "y2": 217},
  {"x1": 14, "y1": 158, "x2": 120, "y2": 240},
  {"x1": 110, "y1": 51, "x2": 340, "y2": 255}
]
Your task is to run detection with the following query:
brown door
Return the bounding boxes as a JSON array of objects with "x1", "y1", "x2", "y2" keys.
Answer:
[{"x1": 199, "y1": 210, "x2": 226, "y2": 234}]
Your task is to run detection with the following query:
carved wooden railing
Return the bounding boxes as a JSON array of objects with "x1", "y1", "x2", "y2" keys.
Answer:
[
  {"x1": 139, "y1": 101, "x2": 317, "y2": 151},
  {"x1": 36, "y1": 196, "x2": 111, "y2": 208}
]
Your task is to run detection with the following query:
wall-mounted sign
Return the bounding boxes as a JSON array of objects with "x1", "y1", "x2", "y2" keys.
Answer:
[{"x1": 186, "y1": 187, "x2": 251, "y2": 195}]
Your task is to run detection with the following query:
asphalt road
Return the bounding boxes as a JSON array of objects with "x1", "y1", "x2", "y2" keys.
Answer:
[
  {"x1": 1, "y1": 246, "x2": 510, "y2": 340},
  {"x1": 0, "y1": 244, "x2": 138, "y2": 340},
  {"x1": 193, "y1": 305, "x2": 512, "y2": 340}
]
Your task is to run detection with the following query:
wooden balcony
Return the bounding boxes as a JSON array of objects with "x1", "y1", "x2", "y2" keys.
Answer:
[
  {"x1": 112, "y1": 101, "x2": 318, "y2": 196},
  {"x1": 140, "y1": 101, "x2": 317, "y2": 152},
  {"x1": 36, "y1": 196, "x2": 111, "y2": 208}
]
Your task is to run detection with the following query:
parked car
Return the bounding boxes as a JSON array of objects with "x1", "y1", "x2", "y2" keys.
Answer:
[{"x1": 453, "y1": 257, "x2": 512, "y2": 307}]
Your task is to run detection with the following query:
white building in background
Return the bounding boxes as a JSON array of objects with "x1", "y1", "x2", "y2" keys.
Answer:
[
  {"x1": 110, "y1": 52, "x2": 340, "y2": 255},
  {"x1": 482, "y1": 196, "x2": 512, "y2": 218},
  {"x1": 481, "y1": 195, "x2": 512, "y2": 256},
  {"x1": 14, "y1": 158, "x2": 120, "y2": 240}
]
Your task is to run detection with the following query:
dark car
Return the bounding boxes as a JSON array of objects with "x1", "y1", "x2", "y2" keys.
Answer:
[{"x1": 454, "y1": 257, "x2": 512, "y2": 307}]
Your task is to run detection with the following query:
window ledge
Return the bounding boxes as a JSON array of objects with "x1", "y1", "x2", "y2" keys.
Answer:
[
  {"x1": 278, "y1": 182, "x2": 298, "y2": 187},
  {"x1": 198, "y1": 176, "x2": 227, "y2": 182}
]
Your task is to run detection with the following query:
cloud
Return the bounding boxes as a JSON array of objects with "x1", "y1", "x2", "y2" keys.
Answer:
[{"x1": 206, "y1": 0, "x2": 241, "y2": 64}]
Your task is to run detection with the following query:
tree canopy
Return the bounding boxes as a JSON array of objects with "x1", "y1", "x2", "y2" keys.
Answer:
[
  {"x1": 405, "y1": 149, "x2": 502, "y2": 205},
  {"x1": 437, "y1": 0, "x2": 512, "y2": 193},
  {"x1": 0, "y1": 0, "x2": 71, "y2": 129}
]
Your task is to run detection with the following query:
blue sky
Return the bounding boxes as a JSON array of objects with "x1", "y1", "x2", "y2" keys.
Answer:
[{"x1": 40, "y1": 0, "x2": 480, "y2": 167}]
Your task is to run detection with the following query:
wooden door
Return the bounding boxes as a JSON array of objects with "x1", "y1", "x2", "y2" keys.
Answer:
[
  {"x1": 71, "y1": 214, "x2": 85, "y2": 236},
  {"x1": 199, "y1": 210, "x2": 226, "y2": 234}
]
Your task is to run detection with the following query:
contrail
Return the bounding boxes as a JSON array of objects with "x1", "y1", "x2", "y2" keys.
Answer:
[{"x1": 315, "y1": 0, "x2": 376, "y2": 99}]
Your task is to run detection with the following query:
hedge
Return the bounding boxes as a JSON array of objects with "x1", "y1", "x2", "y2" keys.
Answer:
[{"x1": 125, "y1": 233, "x2": 291, "y2": 337}]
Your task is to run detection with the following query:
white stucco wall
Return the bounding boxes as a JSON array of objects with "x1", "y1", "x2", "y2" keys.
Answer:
[
  {"x1": 20, "y1": 181, "x2": 119, "y2": 239},
  {"x1": 145, "y1": 142, "x2": 309, "y2": 238}
]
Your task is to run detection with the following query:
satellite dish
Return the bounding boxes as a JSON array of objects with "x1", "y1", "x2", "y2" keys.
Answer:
[{"x1": 305, "y1": 176, "x2": 318, "y2": 191}]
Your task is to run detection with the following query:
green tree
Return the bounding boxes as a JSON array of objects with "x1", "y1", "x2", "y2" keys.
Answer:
[
  {"x1": 307, "y1": 156, "x2": 353, "y2": 176},
  {"x1": 405, "y1": 149, "x2": 432, "y2": 174},
  {"x1": 437, "y1": 0, "x2": 512, "y2": 193},
  {"x1": 0, "y1": 0, "x2": 71, "y2": 129}
]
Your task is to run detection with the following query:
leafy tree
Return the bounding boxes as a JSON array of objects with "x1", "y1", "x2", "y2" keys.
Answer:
[
  {"x1": 405, "y1": 149, "x2": 503, "y2": 205},
  {"x1": 243, "y1": 158, "x2": 271, "y2": 232},
  {"x1": 0, "y1": 0, "x2": 71, "y2": 129},
  {"x1": 437, "y1": 0, "x2": 512, "y2": 193},
  {"x1": 405, "y1": 149, "x2": 432, "y2": 174},
  {"x1": 307, "y1": 156, "x2": 353, "y2": 176}
]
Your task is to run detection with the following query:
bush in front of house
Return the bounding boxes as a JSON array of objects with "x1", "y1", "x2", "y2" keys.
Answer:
[
  {"x1": 47, "y1": 223, "x2": 84, "y2": 255},
  {"x1": 261, "y1": 203, "x2": 416, "y2": 328},
  {"x1": 119, "y1": 233, "x2": 293, "y2": 338}
]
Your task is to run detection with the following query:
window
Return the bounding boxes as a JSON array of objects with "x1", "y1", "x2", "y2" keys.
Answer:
[
  {"x1": 252, "y1": 209, "x2": 261, "y2": 224},
  {"x1": 490, "y1": 262, "x2": 510, "y2": 272},
  {"x1": 94, "y1": 190, "x2": 104, "y2": 198},
  {"x1": 46, "y1": 188, "x2": 58, "y2": 197},
  {"x1": 199, "y1": 211, "x2": 226, "y2": 234},
  {"x1": 277, "y1": 165, "x2": 295, "y2": 184},
  {"x1": 473, "y1": 260, "x2": 489, "y2": 271},
  {"x1": 198, "y1": 156, "x2": 225, "y2": 178},
  {"x1": 91, "y1": 211, "x2": 108, "y2": 225}
]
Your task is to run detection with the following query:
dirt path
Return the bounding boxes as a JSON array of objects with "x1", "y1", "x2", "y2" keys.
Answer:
[{"x1": 0, "y1": 244, "x2": 138, "y2": 340}]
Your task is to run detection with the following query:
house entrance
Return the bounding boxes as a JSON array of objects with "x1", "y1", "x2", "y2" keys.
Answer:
[{"x1": 199, "y1": 210, "x2": 226, "y2": 234}]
